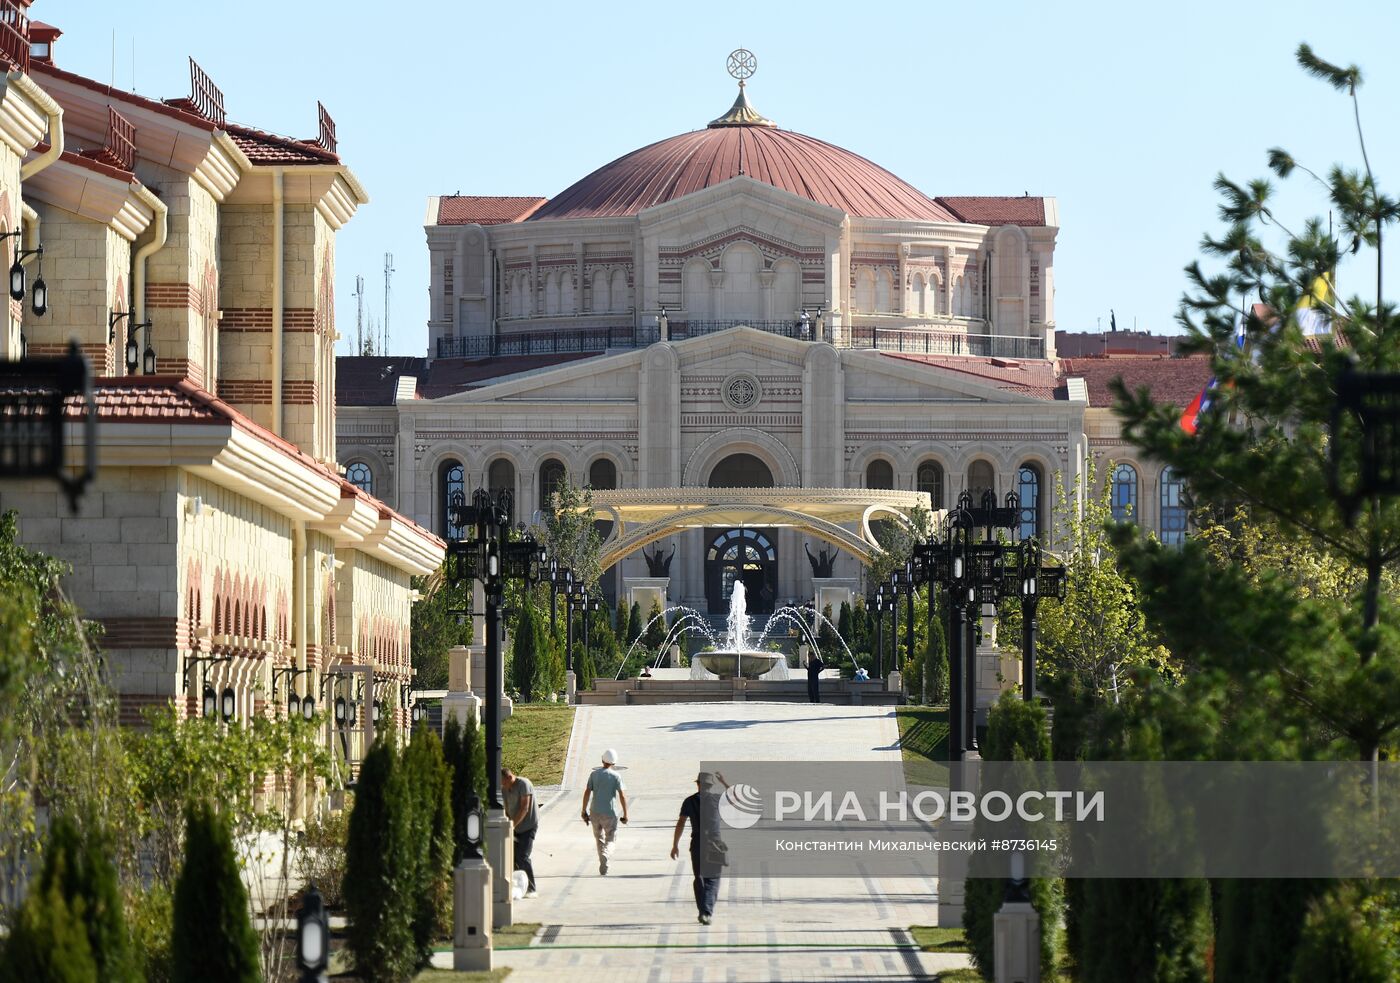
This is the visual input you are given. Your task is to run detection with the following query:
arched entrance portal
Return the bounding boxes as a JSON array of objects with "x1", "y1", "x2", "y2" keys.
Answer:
[{"x1": 705, "y1": 528, "x2": 777, "y2": 615}]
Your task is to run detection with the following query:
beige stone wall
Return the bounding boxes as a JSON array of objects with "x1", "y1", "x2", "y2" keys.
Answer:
[
  {"x1": 0, "y1": 143, "x2": 21, "y2": 359},
  {"x1": 0, "y1": 468, "x2": 180, "y2": 722},
  {"x1": 217, "y1": 203, "x2": 275, "y2": 430},
  {"x1": 27, "y1": 204, "x2": 129, "y2": 374},
  {"x1": 143, "y1": 163, "x2": 219, "y2": 388},
  {"x1": 218, "y1": 202, "x2": 337, "y2": 461}
]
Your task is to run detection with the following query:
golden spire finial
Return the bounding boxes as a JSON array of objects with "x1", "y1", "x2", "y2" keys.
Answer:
[{"x1": 709, "y1": 49, "x2": 777, "y2": 128}]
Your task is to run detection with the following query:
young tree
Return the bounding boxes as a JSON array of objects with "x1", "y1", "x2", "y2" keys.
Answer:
[
  {"x1": 410, "y1": 568, "x2": 472, "y2": 690},
  {"x1": 1111, "y1": 43, "x2": 1400, "y2": 769},
  {"x1": 171, "y1": 801, "x2": 261, "y2": 983},
  {"x1": 626, "y1": 601, "x2": 643, "y2": 646},
  {"x1": 345, "y1": 741, "x2": 415, "y2": 982},
  {"x1": 539, "y1": 483, "x2": 604, "y2": 591}
]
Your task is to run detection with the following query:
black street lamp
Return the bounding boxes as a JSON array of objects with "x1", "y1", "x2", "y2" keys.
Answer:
[
  {"x1": 0, "y1": 342, "x2": 98, "y2": 512},
  {"x1": 273, "y1": 665, "x2": 314, "y2": 721},
  {"x1": 872, "y1": 584, "x2": 886, "y2": 679},
  {"x1": 445, "y1": 487, "x2": 542, "y2": 811},
  {"x1": 220, "y1": 685, "x2": 236, "y2": 722},
  {"x1": 462, "y1": 793, "x2": 485, "y2": 860},
  {"x1": 295, "y1": 882, "x2": 329, "y2": 983},
  {"x1": 203, "y1": 684, "x2": 218, "y2": 719}
]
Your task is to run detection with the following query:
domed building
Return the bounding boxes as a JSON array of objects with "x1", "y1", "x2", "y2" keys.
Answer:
[{"x1": 336, "y1": 66, "x2": 1208, "y2": 616}]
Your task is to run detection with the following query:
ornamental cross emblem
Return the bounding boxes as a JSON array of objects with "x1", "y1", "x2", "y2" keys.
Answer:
[{"x1": 727, "y1": 48, "x2": 757, "y2": 82}]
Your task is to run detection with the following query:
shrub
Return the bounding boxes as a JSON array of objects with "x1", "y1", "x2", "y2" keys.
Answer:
[
  {"x1": 817, "y1": 603, "x2": 838, "y2": 655},
  {"x1": 0, "y1": 859, "x2": 97, "y2": 983},
  {"x1": 1290, "y1": 882, "x2": 1399, "y2": 983},
  {"x1": 297, "y1": 809, "x2": 350, "y2": 908},
  {"x1": 126, "y1": 884, "x2": 174, "y2": 983},
  {"x1": 171, "y1": 801, "x2": 260, "y2": 983},
  {"x1": 345, "y1": 741, "x2": 415, "y2": 982}
]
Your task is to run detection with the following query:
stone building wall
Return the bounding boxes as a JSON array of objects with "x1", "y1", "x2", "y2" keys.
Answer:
[
  {"x1": 143, "y1": 163, "x2": 220, "y2": 387},
  {"x1": 26, "y1": 204, "x2": 130, "y2": 373}
]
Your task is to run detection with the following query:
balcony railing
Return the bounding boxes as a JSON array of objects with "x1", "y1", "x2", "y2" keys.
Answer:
[
  {"x1": 846, "y1": 325, "x2": 1044, "y2": 360},
  {"x1": 435, "y1": 320, "x2": 1044, "y2": 361},
  {"x1": 436, "y1": 326, "x2": 659, "y2": 359},
  {"x1": 0, "y1": 0, "x2": 29, "y2": 75}
]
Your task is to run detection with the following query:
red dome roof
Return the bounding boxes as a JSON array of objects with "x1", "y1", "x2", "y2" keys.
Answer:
[{"x1": 530, "y1": 124, "x2": 958, "y2": 223}]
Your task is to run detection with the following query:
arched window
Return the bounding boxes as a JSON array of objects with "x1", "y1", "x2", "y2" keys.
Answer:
[
  {"x1": 1160, "y1": 467, "x2": 1187, "y2": 546},
  {"x1": 917, "y1": 460, "x2": 944, "y2": 509},
  {"x1": 875, "y1": 269, "x2": 893, "y2": 312},
  {"x1": 912, "y1": 273, "x2": 927, "y2": 315},
  {"x1": 560, "y1": 272, "x2": 575, "y2": 313},
  {"x1": 709, "y1": 453, "x2": 774, "y2": 489},
  {"x1": 772, "y1": 259, "x2": 801, "y2": 325},
  {"x1": 967, "y1": 460, "x2": 996, "y2": 502},
  {"x1": 441, "y1": 460, "x2": 464, "y2": 539},
  {"x1": 544, "y1": 271, "x2": 560, "y2": 316},
  {"x1": 346, "y1": 461, "x2": 373, "y2": 494},
  {"x1": 683, "y1": 259, "x2": 711, "y2": 318},
  {"x1": 538, "y1": 458, "x2": 567, "y2": 506},
  {"x1": 854, "y1": 268, "x2": 875, "y2": 312},
  {"x1": 865, "y1": 459, "x2": 894, "y2": 490},
  {"x1": 1111, "y1": 463, "x2": 1138, "y2": 523},
  {"x1": 609, "y1": 269, "x2": 628, "y2": 312},
  {"x1": 591, "y1": 270, "x2": 609, "y2": 313},
  {"x1": 1017, "y1": 463, "x2": 1042, "y2": 540},
  {"x1": 488, "y1": 458, "x2": 515, "y2": 499},
  {"x1": 589, "y1": 458, "x2": 618, "y2": 490}
]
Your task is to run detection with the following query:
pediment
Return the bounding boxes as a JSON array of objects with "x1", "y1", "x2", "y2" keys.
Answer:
[
  {"x1": 840, "y1": 349, "x2": 1051, "y2": 405},
  {"x1": 433, "y1": 349, "x2": 643, "y2": 404}
]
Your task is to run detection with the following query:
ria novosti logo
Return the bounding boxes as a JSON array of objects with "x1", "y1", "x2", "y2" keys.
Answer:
[{"x1": 718, "y1": 783, "x2": 764, "y2": 829}]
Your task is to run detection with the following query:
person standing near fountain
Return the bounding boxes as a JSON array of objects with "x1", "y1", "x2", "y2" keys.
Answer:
[
  {"x1": 805, "y1": 649, "x2": 826, "y2": 703},
  {"x1": 581, "y1": 748, "x2": 629, "y2": 875}
]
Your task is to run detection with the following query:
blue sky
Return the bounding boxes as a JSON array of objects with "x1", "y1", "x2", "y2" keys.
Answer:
[{"x1": 47, "y1": 1, "x2": 1400, "y2": 356}]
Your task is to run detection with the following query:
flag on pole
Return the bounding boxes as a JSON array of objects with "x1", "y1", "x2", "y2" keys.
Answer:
[
  {"x1": 1296, "y1": 272, "x2": 1335, "y2": 336},
  {"x1": 1179, "y1": 314, "x2": 1247, "y2": 434}
]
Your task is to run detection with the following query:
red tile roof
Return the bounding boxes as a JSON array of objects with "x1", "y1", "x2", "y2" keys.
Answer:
[
  {"x1": 51, "y1": 376, "x2": 442, "y2": 549},
  {"x1": 437, "y1": 196, "x2": 548, "y2": 226},
  {"x1": 530, "y1": 126, "x2": 959, "y2": 222},
  {"x1": 1059, "y1": 355, "x2": 1213, "y2": 409},
  {"x1": 884, "y1": 352, "x2": 1060, "y2": 400},
  {"x1": 223, "y1": 121, "x2": 338, "y2": 165},
  {"x1": 32, "y1": 63, "x2": 339, "y2": 165},
  {"x1": 935, "y1": 196, "x2": 1047, "y2": 227}
]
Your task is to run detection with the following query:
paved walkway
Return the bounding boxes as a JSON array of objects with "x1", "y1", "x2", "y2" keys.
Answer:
[{"x1": 436, "y1": 702, "x2": 969, "y2": 981}]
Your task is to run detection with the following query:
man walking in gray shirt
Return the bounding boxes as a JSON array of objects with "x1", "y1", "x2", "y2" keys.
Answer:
[
  {"x1": 580, "y1": 748, "x2": 628, "y2": 874},
  {"x1": 502, "y1": 766, "x2": 538, "y2": 897}
]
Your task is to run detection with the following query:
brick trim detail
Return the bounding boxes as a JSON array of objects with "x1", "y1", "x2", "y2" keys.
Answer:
[
  {"x1": 146, "y1": 281, "x2": 200, "y2": 311},
  {"x1": 221, "y1": 307, "x2": 319, "y2": 332},
  {"x1": 101, "y1": 616, "x2": 183, "y2": 649}
]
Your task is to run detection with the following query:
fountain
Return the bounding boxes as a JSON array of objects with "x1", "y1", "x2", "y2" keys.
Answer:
[{"x1": 695, "y1": 581, "x2": 784, "y2": 679}]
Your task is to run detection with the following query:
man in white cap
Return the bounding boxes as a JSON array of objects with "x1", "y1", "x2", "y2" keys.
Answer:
[{"x1": 581, "y1": 748, "x2": 628, "y2": 874}]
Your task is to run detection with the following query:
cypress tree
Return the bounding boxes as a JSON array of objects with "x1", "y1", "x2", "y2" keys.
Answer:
[
  {"x1": 345, "y1": 741, "x2": 415, "y2": 983},
  {"x1": 626, "y1": 601, "x2": 643, "y2": 646},
  {"x1": 816, "y1": 603, "x2": 838, "y2": 655},
  {"x1": 404, "y1": 728, "x2": 454, "y2": 967},
  {"x1": 45, "y1": 817, "x2": 138, "y2": 983},
  {"x1": 925, "y1": 595, "x2": 948, "y2": 704},
  {"x1": 963, "y1": 694, "x2": 1061, "y2": 981},
  {"x1": 510, "y1": 597, "x2": 542, "y2": 702},
  {"x1": 447, "y1": 712, "x2": 489, "y2": 864},
  {"x1": 642, "y1": 599, "x2": 667, "y2": 653},
  {"x1": 171, "y1": 801, "x2": 260, "y2": 983}
]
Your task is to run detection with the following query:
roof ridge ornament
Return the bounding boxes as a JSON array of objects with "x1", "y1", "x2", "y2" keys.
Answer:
[{"x1": 709, "y1": 49, "x2": 777, "y2": 128}]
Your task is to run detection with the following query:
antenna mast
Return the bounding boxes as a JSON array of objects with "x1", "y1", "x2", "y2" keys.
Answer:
[
  {"x1": 383, "y1": 252, "x2": 395, "y2": 355},
  {"x1": 354, "y1": 275, "x2": 365, "y2": 355}
]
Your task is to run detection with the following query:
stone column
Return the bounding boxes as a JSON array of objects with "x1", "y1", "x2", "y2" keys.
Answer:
[
  {"x1": 452, "y1": 855, "x2": 493, "y2": 970},
  {"x1": 485, "y1": 812, "x2": 514, "y2": 928}
]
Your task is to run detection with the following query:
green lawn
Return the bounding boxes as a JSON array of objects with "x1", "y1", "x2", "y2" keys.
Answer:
[
  {"x1": 935, "y1": 971, "x2": 982, "y2": 982},
  {"x1": 896, "y1": 706, "x2": 950, "y2": 788},
  {"x1": 503, "y1": 705, "x2": 575, "y2": 785},
  {"x1": 909, "y1": 925, "x2": 970, "y2": 953},
  {"x1": 414, "y1": 970, "x2": 512, "y2": 982}
]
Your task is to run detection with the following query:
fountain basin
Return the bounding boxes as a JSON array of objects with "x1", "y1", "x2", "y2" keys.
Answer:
[{"x1": 696, "y1": 649, "x2": 783, "y2": 680}]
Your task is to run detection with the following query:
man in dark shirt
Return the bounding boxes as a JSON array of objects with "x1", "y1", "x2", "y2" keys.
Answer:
[
  {"x1": 670, "y1": 771, "x2": 729, "y2": 924},
  {"x1": 806, "y1": 650, "x2": 825, "y2": 703},
  {"x1": 502, "y1": 766, "x2": 538, "y2": 897}
]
